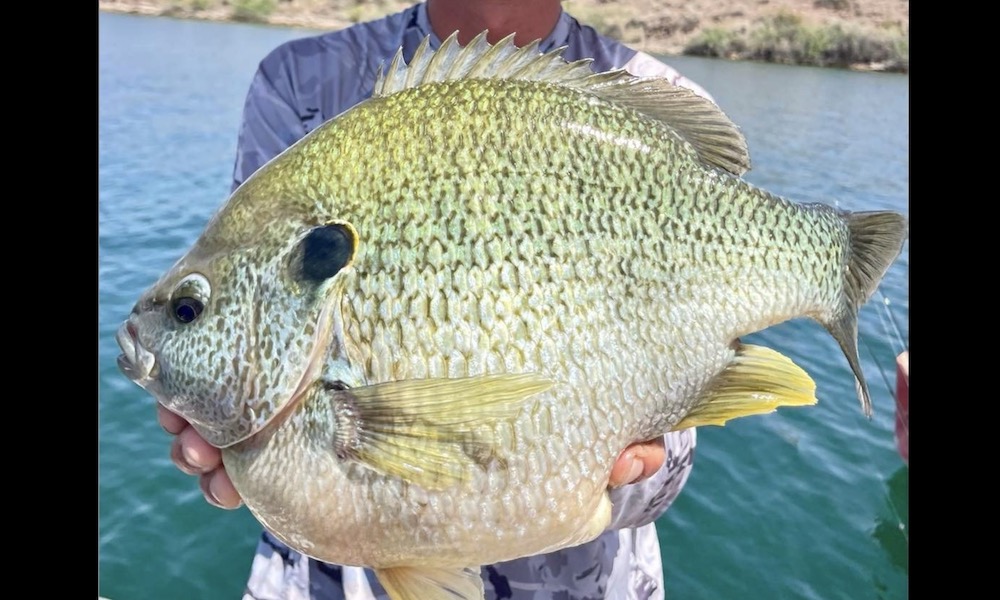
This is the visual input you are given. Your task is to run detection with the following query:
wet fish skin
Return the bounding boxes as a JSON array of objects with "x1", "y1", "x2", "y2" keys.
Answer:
[{"x1": 116, "y1": 32, "x2": 907, "y2": 600}]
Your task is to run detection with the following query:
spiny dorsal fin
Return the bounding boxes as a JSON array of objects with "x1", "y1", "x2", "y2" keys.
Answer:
[{"x1": 373, "y1": 31, "x2": 751, "y2": 176}]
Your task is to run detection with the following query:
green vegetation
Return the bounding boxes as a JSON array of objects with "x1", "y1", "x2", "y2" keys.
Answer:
[
  {"x1": 813, "y1": 0, "x2": 852, "y2": 10},
  {"x1": 163, "y1": 0, "x2": 212, "y2": 17},
  {"x1": 231, "y1": 0, "x2": 276, "y2": 23},
  {"x1": 685, "y1": 12, "x2": 908, "y2": 72}
]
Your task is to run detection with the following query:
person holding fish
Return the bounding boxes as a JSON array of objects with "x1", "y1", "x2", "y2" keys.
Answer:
[
  {"x1": 126, "y1": 0, "x2": 904, "y2": 598},
  {"x1": 159, "y1": 1, "x2": 710, "y2": 598}
]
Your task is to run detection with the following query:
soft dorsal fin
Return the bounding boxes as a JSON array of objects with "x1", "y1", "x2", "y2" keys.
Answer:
[{"x1": 374, "y1": 31, "x2": 751, "y2": 176}]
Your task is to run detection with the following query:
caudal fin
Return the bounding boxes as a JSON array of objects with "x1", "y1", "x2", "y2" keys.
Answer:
[{"x1": 826, "y1": 210, "x2": 908, "y2": 418}]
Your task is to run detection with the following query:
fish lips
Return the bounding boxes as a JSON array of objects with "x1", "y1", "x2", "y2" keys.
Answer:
[{"x1": 116, "y1": 320, "x2": 158, "y2": 385}]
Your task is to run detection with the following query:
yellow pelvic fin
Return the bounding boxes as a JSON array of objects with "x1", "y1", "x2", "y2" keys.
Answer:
[
  {"x1": 674, "y1": 344, "x2": 817, "y2": 430},
  {"x1": 376, "y1": 565, "x2": 485, "y2": 600},
  {"x1": 329, "y1": 373, "x2": 552, "y2": 490}
]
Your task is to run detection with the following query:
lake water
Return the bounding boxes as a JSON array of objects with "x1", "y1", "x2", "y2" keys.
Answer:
[{"x1": 98, "y1": 11, "x2": 909, "y2": 600}]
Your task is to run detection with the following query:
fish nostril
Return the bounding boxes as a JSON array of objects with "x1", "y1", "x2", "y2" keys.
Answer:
[{"x1": 131, "y1": 297, "x2": 156, "y2": 316}]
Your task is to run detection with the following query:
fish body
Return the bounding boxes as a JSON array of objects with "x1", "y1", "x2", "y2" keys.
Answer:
[{"x1": 116, "y1": 33, "x2": 907, "y2": 599}]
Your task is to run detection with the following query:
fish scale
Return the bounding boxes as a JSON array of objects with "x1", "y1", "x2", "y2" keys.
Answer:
[
  {"x1": 336, "y1": 75, "x2": 777, "y2": 533},
  {"x1": 117, "y1": 32, "x2": 907, "y2": 599}
]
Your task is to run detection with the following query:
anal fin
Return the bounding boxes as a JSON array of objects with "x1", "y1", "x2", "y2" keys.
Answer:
[
  {"x1": 674, "y1": 343, "x2": 817, "y2": 430},
  {"x1": 375, "y1": 565, "x2": 484, "y2": 600}
]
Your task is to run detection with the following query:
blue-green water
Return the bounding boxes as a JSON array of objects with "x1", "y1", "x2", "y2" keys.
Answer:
[{"x1": 98, "y1": 11, "x2": 909, "y2": 600}]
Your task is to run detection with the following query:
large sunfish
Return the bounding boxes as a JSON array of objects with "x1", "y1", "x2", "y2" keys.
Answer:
[{"x1": 116, "y1": 32, "x2": 907, "y2": 600}]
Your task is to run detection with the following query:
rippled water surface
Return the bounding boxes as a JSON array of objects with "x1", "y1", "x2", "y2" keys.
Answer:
[{"x1": 99, "y1": 12, "x2": 908, "y2": 599}]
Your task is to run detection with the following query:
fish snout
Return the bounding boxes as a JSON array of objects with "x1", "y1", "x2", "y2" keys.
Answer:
[{"x1": 116, "y1": 319, "x2": 157, "y2": 384}]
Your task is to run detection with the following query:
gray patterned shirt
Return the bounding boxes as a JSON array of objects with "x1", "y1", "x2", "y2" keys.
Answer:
[{"x1": 235, "y1": 3, "x2": 704, "y2": 599}]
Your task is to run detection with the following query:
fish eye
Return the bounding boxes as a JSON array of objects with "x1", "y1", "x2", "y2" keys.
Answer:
[
  {"x1": 173, "y1": 297, "x2": 204, "y2": 323},
  {"x1": 170, "y1": 273, "x2": 211, "y2": 325}
]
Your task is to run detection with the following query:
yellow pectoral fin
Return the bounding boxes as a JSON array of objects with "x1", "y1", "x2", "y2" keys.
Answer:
[
  {"x1": 328, "y1": 373, "x2": 553, "y2": 490},
  {"x1": 674, "y1": 344, "x2": 818, "y2": 430},
  {"x1": 375, "y1": 566, "x2": 485, "y2": 600}
]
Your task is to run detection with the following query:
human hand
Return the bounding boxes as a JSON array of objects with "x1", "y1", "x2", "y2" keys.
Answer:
[
  {"x1": 161, "y1": 404, "x2": 667, "y2": 508},
  {"x1": 158, "y1": 404, "x2": 242, "y2": 509},
  {"x1": 608, "y1": 436, "x2": 666, "y2": 487},
  {"x1": 895, "y1": 350, "x2": 908, "y2": 464}
]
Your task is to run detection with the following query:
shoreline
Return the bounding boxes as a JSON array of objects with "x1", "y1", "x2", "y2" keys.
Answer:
[{"x1": 98, "y1": 1, "x2": 908, "y2": 74}]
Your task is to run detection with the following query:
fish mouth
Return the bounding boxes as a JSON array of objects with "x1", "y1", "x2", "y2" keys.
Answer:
[{"x1": 116, "y1": 320, "x2": 158, "y2": 384}]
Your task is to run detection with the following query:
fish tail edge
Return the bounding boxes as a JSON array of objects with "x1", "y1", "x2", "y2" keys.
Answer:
[{"x1": 826, "y1": 210, "x2": 908, "y2": 418}]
